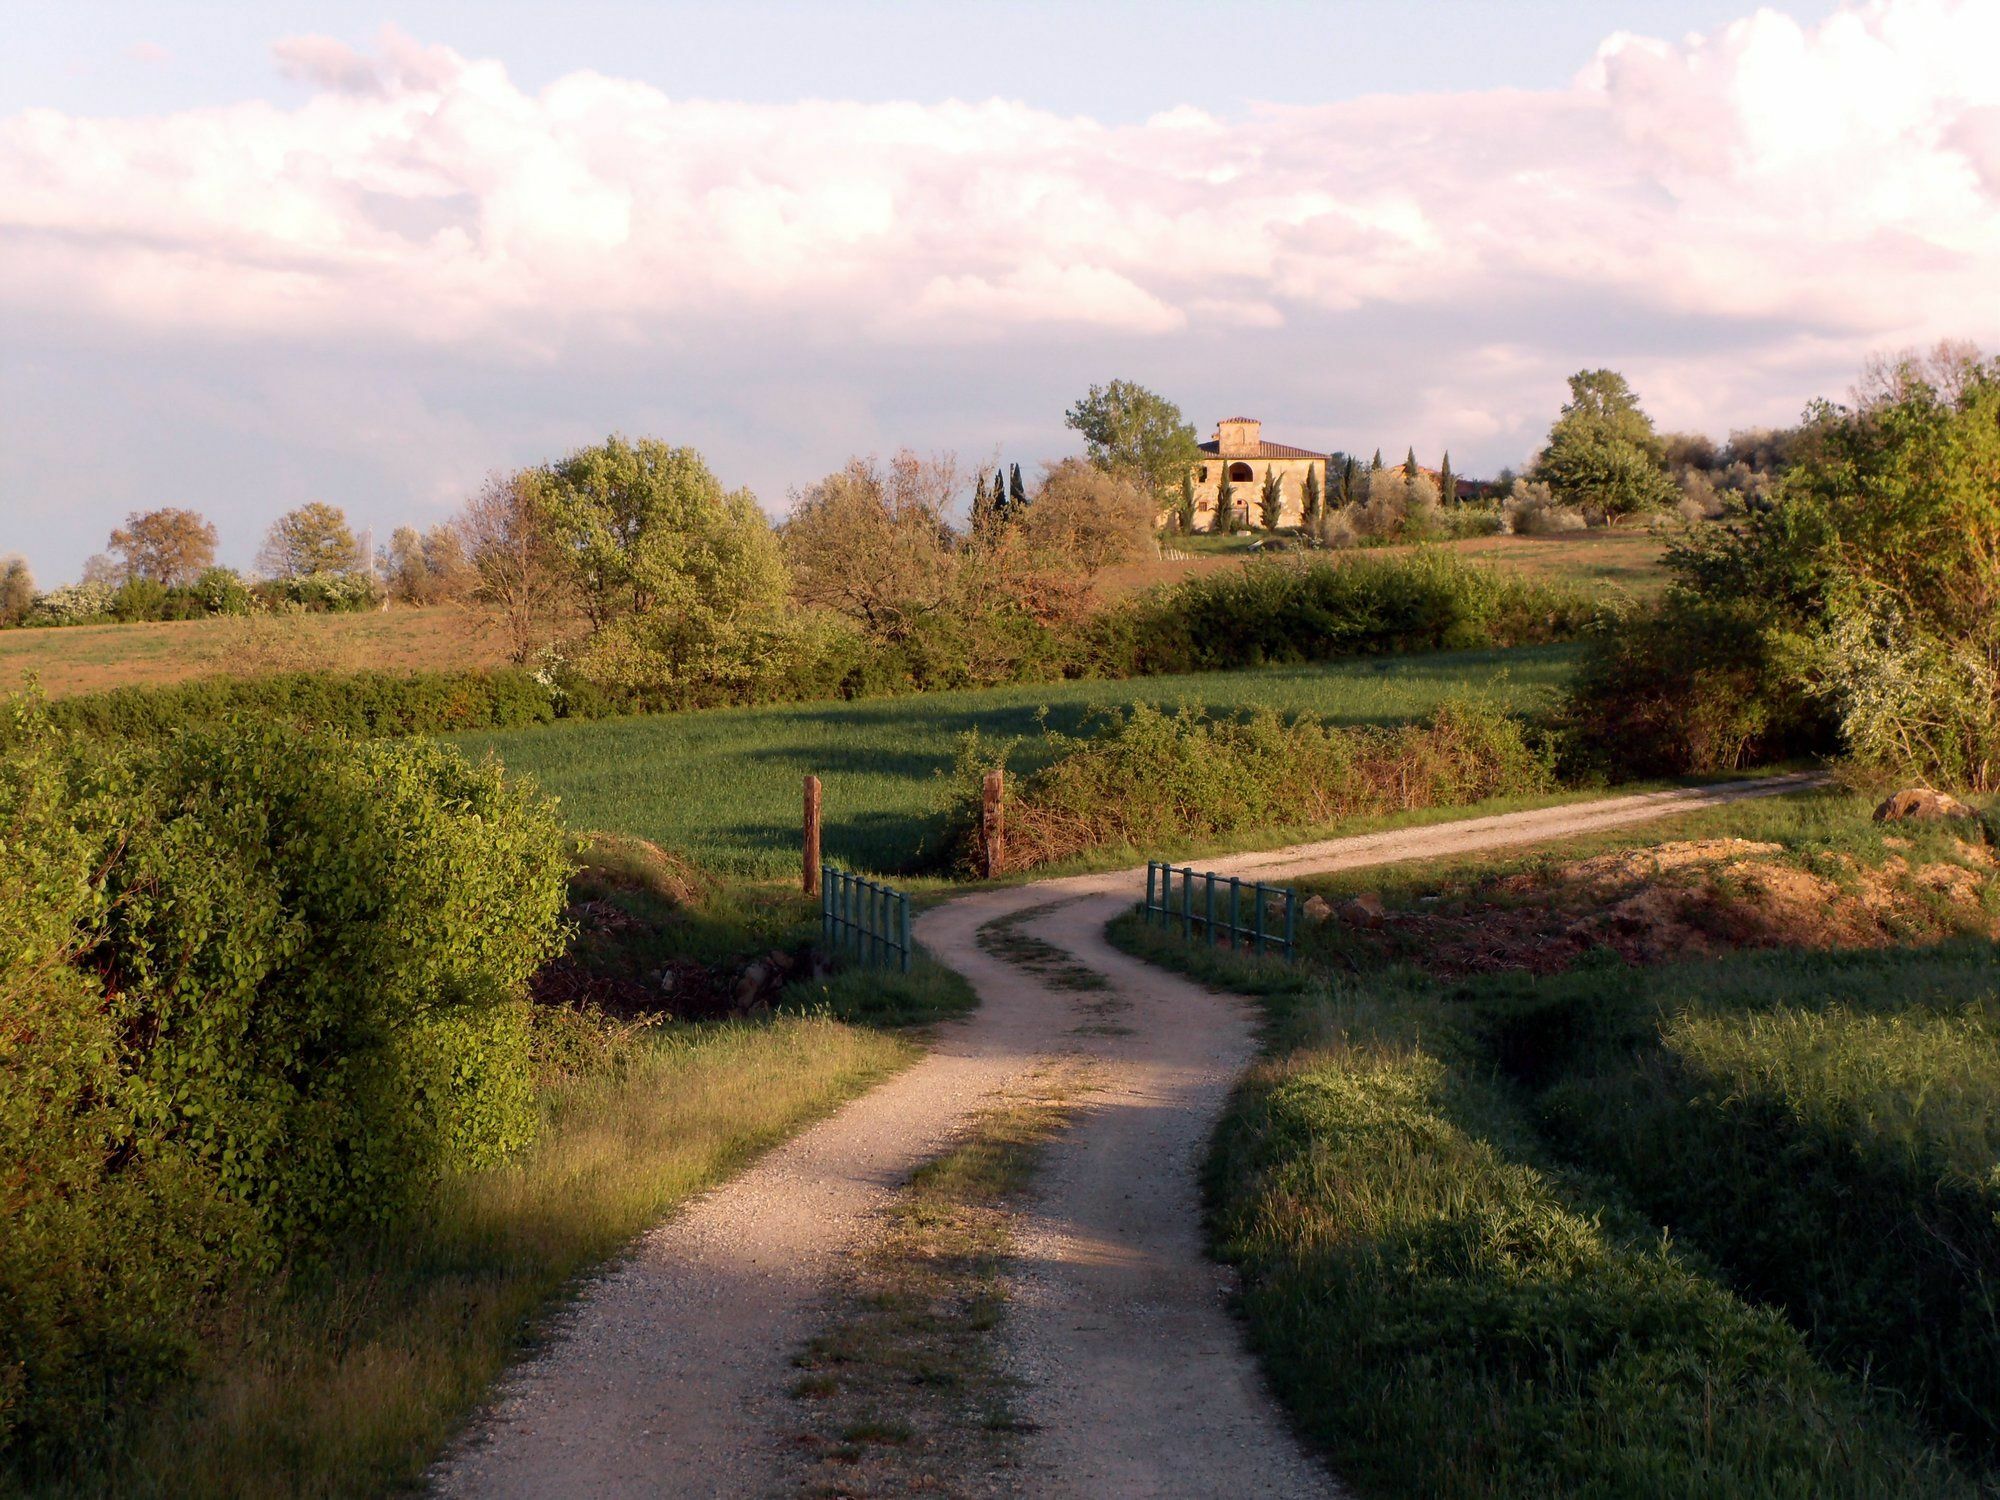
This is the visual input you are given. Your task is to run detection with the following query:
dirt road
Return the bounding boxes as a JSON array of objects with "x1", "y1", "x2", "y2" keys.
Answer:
[{"x1": 432, "y1": 775, "x2": 1821, "y2": 1499}]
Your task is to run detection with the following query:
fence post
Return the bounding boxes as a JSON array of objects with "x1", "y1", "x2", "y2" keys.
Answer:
[
  {"x1": 820, "y1": 865, "x2": 832, "y2": 949},
  {"x1": 1229, "y1": 877, "x2": 1242, "y2": 950},
  {"x1": 1145, "y1": 862, "x2": 1157, "y2": 927},
  {"x1": 802, "y1": 774, "x2": 821, "y2": 896},
  {"x1": 1180, "y1": 866, "x2": 1192, "y2": 938},
  {"x1": 981, "y1": 769, "x2": 1006, "y2": 879},
  {"x1": 1205, "y1": 871, "x2": 1217, "y2": 946},
  {"x1": 899, "y1": 893, "x2": 912, "y2": 973},
  {"x1": 1284, "y1": 888, "x2": 1297, "y2": 958},
  {"x1": 1253, "y1": 883, "x2": 1268, "y2": 955}
]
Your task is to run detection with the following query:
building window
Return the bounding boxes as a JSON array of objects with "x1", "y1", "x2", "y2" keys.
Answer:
[
  {"x1": 1198, "y1": 466, "x2": 1208, "y2": 482},
  {"x1": 1227, "y1": 462, "x2": 1254, "y2": 482}
]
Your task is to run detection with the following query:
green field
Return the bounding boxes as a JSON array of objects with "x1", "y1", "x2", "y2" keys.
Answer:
[{"x1": 455, "y1": 644, "x2": 1579, "y2": 879}]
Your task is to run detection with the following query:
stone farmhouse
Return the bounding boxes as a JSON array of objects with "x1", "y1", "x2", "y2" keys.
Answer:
[{"x1": 1188, "y1": 417, "x2": 1328, "y2": 531}]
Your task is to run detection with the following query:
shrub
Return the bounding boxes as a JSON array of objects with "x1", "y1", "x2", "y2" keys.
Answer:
[
  {"x1": 1503, "y1": 479, "x2": 1587, "y2": 535},
  {"x1": 46, "y1": 667, "x2": 559, "y2": 742},
  {"x1": 945, "y1": 696, "x2": 1554, "y2": 871},
  {"x1": 28, "y1": 580, "x2": 115, "y2": 626},
  {"x1": 1558, "y1": 596, "x2": 1835, "y2": 776},
  {"x1": 0, "y1": 704, "x2": 572, "y2": 1459},
  {"x1": 259, "y1": 569, "x2": 382, "y2": 613}
]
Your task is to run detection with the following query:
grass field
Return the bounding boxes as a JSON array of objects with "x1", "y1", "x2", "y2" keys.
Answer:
[
  {"x1": 1, "y1": 533, "x2": 1661, "y2": 700},
  {"x1": 454, "y1": 643, "x2": 1581, "y2": 879},
  {"x1": 1110, "y1": 788, "x2": 2000, "y2": 1495},
  {"x1": 0, "y1": 605, "x2": 512, "y2": 698}
]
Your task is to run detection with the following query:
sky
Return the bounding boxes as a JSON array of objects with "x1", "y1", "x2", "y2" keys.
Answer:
[{"x1": 4, "y1": 0, "x2": 1998, "y2": 583}]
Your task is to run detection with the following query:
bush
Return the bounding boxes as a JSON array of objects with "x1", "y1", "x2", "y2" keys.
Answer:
[
  {"x1": 0, "y1": 703, "x2": 572, "y2": 1459},
  {"x1": 259, "y1": 569, "x2": 382, "y2": 613},
  {"x1": 27, "y1": 580, "x2": 115, "y2": 626},
  {"x1": 46, "y1": 667, "x2": 559, "y2": 742},
  {"x1": 1558, "y1": 596, "x2": 1835, "y2": 776},
  {"x1": 945, "y1": 696, "x2": 1554, "y2": 871}
]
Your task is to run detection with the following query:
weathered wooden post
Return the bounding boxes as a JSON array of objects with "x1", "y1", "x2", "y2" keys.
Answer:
[
  {"x1": 802, "y1": 774, "x2": 822, "y2": 896},
  {"x1": 981, "y1": 769, "x2": 1005, "y2": 879}
]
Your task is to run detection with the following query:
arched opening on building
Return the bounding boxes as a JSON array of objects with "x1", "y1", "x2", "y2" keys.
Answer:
[{"x1": 1227, "y1": 461, "x2": 1255, "y2": 482}]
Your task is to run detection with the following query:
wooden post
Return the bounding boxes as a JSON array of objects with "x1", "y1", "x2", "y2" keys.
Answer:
[
  {"x1": 981, "y1": 768, "x2": 1005, "y2": 879},
  {"x1": 802, "y1": 774, "x2": 821, "y2": 896}
]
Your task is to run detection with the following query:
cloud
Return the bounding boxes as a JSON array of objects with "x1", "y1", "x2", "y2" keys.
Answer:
[{"x1": 3, "y1": 2, "x2": 2000, "y2": 580}]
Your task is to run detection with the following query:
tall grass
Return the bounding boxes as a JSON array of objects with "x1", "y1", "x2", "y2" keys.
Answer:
[{"x1": 18, "y1": 1018, "x2": 914, "y2": 1498}]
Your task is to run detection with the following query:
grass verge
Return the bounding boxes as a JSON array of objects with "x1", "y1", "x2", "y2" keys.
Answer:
[
  {"x1": 21, "y1": 1017, "x2": 916, "y2": 1498},
  {"x1": 786, "y1": 1060, "x2": 1091, "y2": 1497}
]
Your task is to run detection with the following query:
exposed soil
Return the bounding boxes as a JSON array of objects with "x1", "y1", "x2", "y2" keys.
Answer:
[{"x1": 1317, "y1": 833, "x2": 2000, "y2": 979}]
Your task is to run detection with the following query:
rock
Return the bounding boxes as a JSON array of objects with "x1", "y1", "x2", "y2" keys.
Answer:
[
  {"x1": 1301, "y1": 894, "x2": 1334, "y2": 925},
  {"x1": 732, "y1": 961, "x2": 772, "y2": 1008},
  {"x1": 1340, "y1": 893, "x2": 1386, "y2": 930},
  {"x1": 1874, "y1": 788, "x2": 1981, "y2": 824}
]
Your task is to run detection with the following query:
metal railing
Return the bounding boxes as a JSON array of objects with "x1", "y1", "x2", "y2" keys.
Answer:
[
  {"x1": 1143, "y1": 862, "x2": 1298, "y2": 960},
  {"x1": 821, "y1": 866, "x2": 912, "y2": 972}
]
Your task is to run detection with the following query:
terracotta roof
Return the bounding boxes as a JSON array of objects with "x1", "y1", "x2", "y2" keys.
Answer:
[
  {"x1": 1217, "y1": 415, "x2": 1259, "y2": 423},
  {"x1": 1198, "y1": 439, "x2": 1327, "y2": 460}
]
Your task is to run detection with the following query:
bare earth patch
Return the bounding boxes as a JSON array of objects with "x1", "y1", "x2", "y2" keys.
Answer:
[{"x1": 1319, "y1": 835, "x2": 2000, "y2": 978}]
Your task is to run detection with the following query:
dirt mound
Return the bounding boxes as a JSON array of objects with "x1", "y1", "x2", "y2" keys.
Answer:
[
  {"x1": 1340, "y1": 837, "x2": 1999, "y2": 978},
  {"x1": 572, "y1": 833, "x2": 707, "y2": 908}
]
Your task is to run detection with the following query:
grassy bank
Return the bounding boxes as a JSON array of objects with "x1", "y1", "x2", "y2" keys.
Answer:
[
  {"x1": 1107, "y1": 790, "x2": 2000, "y2": 1495},
  {"x1": 455, "y1": 643, "x2": 1579, "y2": 878},
  {"x1": 22, "y1": 1015, "x2": 922, "y2": 1498}
]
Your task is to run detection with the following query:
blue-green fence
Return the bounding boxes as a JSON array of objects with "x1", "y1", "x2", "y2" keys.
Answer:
[
  {"x1": 821, "y1": 866, "x2": 912, "y2": 972},
  {"x1": 1143, "y1": 862, "x2": 1298, "y2": 960}
]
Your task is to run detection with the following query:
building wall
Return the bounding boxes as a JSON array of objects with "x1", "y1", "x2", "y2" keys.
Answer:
[{"x1": 1186, "y1": 456, "x2": 1326, "y2": 531}]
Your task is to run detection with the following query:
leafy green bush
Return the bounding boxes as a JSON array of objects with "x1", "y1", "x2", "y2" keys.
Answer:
[
  {"x1": 1208, "y1": 1000, "x2": 1963, "y2": 1497},
  {"x1": 1105, "y1": 551, "x2": 1598, "y2": 677},
  {"x1": 946, "y1": 696, "x2": 1554, "y2": 870},
  {"x1": 0, "y1": 702, "x2": 572, "y2": 1460},
  {"x1": 45, "y1": 667, "x2": 558, "y2": 741},
  {"x1": 257, "y1": 569, "x2": 382, "y2": 613}
]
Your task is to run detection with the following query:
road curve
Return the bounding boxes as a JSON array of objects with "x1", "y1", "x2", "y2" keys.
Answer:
[{"x1": 431, "y1": 774, "x2": 1823, "y2": 1499}]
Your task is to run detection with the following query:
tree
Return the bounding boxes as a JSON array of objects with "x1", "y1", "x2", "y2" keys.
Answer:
[
  {"x1": 459, "y1": 470, "x2": 572, "y2": 662},
  {"x1": 533, "y1": 436, "x2": 791, "y2": 692},
  {"x1": 1404, "y1": 447, "x2": 1419, "y2": 480},
  {"x1": 1017, "y1": 460, "x2": 1154, "y2": 571},
  {"x1": 992, "y1": 467, "x2": 1008, "y2": 520},
  {"x1": 1063, "y1": 379, "x2": 1203, "y2": 505},
  {"x1": 1340, "y1": 455, "x2": 1358, "y2": 506},
  {"x1": 1534, "y1": 369, "x2": 1676, "y2": 520},
  {"x1": 784, "y1": 452, "x2": 960, "y2": 644},
  {"x1": 1370, "y1": 449, "x2": 1384, "y2": 471},
  {"x1": 79, "y1": 554, "x2": 119, "y2": 587},
  {"x1": 107, "y1": 508, "x2": 217, "y2": 586},
  {"x1": 1301, "y1": 466, "x2": 1323, "y2": 531},
  {"x1": 383, "y1": 524, "x2": 475, "y2": 606},
  {"x1": 258, "y1": 502, "x2": 361, "y2": 578},
  {"x1": 1176, "y1": 470, "x2": 1197, "y2": 535},
  {"x1": 1213, "y1": 471, "x2": 1237, "y2": 534},
  {"x1": 1259, "y1": 468, "x2": 1284, "y2": 531},
  {"x1": 1439, "y1": 452, "x2": 1457, "y2": 507},
  {"x1": 0, "y1": 556, "x2": 32, "y2": 625},
  {"x1": 1008, "y1": 463, "x2": 1027, "y2": 514},
  {"x1": 970, "y1": 471, "x2": 997, "y2": 537}
]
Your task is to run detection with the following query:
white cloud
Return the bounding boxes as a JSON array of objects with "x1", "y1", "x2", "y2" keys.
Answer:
[{"x1": 3, "y1": 3, "x2": 1999, "y2": 579}]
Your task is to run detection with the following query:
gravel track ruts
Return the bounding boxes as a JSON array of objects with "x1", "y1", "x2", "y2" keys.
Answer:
[{"x1": 431, "y1": 774, "x2": 1823, "y2": 1499}]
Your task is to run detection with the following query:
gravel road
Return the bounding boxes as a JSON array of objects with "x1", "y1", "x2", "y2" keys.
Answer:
[{"x1": 432, "y1": 774, "x2": 1822, "y2": 1499}]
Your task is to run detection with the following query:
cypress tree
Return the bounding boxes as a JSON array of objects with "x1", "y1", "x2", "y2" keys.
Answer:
[
  {"x1": 993, "y1": 466, "x2": 1008, "y2": 519},
  {"x1": 1008, "y1": 463, "x2": 1027, "y2": 512},
  {"x1": 1371, "y1": 449, "x2": 1384, "y2": 472},
  {"x1": 1259, "y1": 468, "x2": 1283, "y2": 531},
  {"x1": 1439, "y1": 451, "x2": 1457, "y2": 507},
  {"x1": 1177, "y1": 469, "x2": 1197, "y2": 534},
  {"x1": 1302, "y1": 465, "x2": 1323, "y2": 530},
  {"x1": 1214, "y1": 472, "x2": 1236, "y2": 534},
  {"x1": 971, "y1": 470, "x2": 992, "y2": 534},
  {"x1": 1341, "y1": 455, "x2": 1357, "y2": 504},
  {"x1": 1404, "y1": 446, "x2": 1419, "y2": 479}
]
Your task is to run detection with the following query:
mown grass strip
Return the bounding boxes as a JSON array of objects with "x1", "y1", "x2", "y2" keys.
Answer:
[
  {"x1": 787, "y1": 1060, "x2": 1092, "y2": 1497},
  {"x1": 21, "y1": 1018, "x2": 917, "y2": 1499}
]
